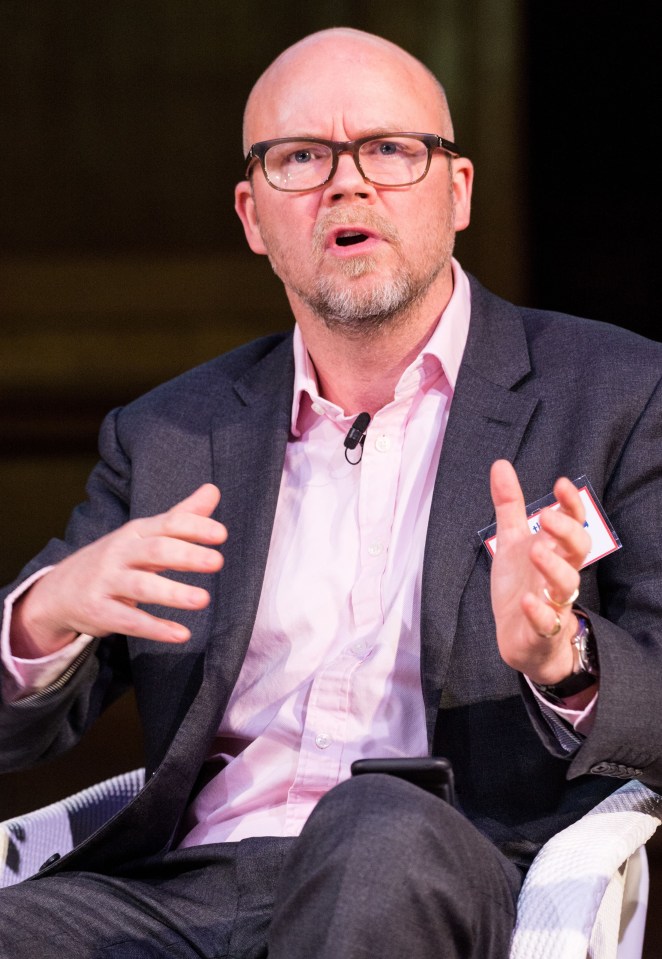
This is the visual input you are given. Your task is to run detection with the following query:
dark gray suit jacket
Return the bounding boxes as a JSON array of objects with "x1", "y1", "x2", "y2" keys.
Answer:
[{"x1": 2, "y1": 274, "x2": 662, "y2": 874}]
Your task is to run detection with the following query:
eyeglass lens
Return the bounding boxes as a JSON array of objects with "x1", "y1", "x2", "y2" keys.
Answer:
[{"x1": 263, "y1": 136, "x2": 431, "y2": 190}]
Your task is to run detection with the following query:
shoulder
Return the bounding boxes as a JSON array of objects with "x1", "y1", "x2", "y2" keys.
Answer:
[
  {"x1": 93, "y1": 332, "x2": 294, "y2": 463},
  {"x1": 118, "y1": 331, "x2": 293, "y2": 420},
  {"x1": 140, "y1": 331, "x2": 293, "y2": 401},
  {"x1": 467, "y1": 273, "x2": 662, "y2": 385}
]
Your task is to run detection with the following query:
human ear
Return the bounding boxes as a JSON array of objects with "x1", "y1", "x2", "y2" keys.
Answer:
[
  {"x1": 234, "y1": 179, "x2": 268, "y2": 255},
  {"x1": 451, "y1": 157, "x2": 474, "y2": 233}
]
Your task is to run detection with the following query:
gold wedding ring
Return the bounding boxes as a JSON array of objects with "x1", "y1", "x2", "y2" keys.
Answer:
[
  {"x1": 543, "y1": 586, "x2": 580, "y2": 609},
  {"x1": 537, "y1": 612, "x2": 562, "y2": 640}
]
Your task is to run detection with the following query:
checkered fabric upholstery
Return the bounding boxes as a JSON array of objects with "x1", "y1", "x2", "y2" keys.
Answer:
[
  {"x1": 0, "y1": 768, "x2": 145, "y2": 887},
  {"x1": 511, "y1": 780, "x2": 662, "y2": 959}
]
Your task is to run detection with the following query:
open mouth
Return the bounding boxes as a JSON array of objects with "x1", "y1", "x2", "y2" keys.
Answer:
[{"x1": 335, "y1": 231, "x2": 370, "y2": 247}]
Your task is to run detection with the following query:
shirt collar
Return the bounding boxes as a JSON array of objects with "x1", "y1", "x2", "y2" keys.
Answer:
[{"x1": 290, "y1": 257, "x2": 472, "y2": 436}]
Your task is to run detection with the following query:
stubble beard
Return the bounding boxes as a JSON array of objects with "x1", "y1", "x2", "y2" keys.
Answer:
[
  {"x1": 262, "y1": 199, "x2": 456, "y2": 340},
  {"x1": 306, "y1": 257, "x2": 425, "y2": 338}
]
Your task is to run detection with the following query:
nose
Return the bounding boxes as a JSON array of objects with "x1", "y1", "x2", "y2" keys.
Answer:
[{"x1": 322, "y1": 150, "x2": 376, "y2": 204}]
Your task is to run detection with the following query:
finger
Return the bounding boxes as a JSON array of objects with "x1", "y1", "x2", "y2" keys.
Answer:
[
  {"x1": 538, "y1": 507, "x2": 591, "y2": 566},
  {"x1": 99, "y1": 601, "x2": 193, "y2": 644},
  {"x1": 520, "y1": 593, "x2": 576, "y2": 672},
  {"x1": 521, "y1": 592, "x2": 563, "y2": 639},
  {"x1": 552, "y1": 476, "x2": 586, "y2": 524},
  {"x1": 521, "y1": 588, "x2": 574, "y2": 640},
  {"x1": 128, "y1": 535, "x2": 224, "y2": 574},
  {"x1": 490, "y1": 460, "x2": 530, "y2": 539},
  {"x1": 68, "y1": 591, "x2": 194, "y2": 644},
  {"x1": 529, "y1": 538, "x2": 581, "y2": 603},
  {"x1": 138, "y1": 509, "x2": 228, "y2": 547},
  {"x1": 169, "y1": 484, "x2": 221, "y2": 518},
  {"x1": 113, "y1": 569, "x2": 213, "y2": 611}
]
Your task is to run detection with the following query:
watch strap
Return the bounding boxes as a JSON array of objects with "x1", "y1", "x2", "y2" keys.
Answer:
[
  {"x1": 531, "y1": 613, "x2": 599, "y2": 705},
  {"x1": 532, "y1": 669, "x2": 597, "y2": 705}
]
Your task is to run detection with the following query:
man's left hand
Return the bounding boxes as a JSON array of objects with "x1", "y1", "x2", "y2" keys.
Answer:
[{"x1": 489, "y1": 459, "x2": 591, "y2": 685}]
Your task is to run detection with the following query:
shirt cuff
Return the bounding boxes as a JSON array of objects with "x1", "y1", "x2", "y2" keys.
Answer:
[
  {"x1": 527, "y1": 675, "x2": 598, "y2": 736},
  {"x1": 1, "y1": 567, "x2": 94, "y2": 702}
]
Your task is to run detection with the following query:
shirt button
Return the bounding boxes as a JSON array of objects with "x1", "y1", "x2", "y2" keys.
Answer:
[
  {"x1": 367, "y1": 542, "x2": 383, "y2": 557},
  {"x1": 311, "y1": 402, "x2": 324, "y2": 416},
  {"x1": 351, "y1": 641, "x2": 368, "y2": 658},
  {"x1": 315, "y1": 733, "x2": 332, "y2": 749},
  {"x1": 375, "y1": 435, "x2": 391, "y2": 452}
]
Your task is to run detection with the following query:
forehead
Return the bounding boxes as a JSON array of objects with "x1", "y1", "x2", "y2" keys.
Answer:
[{"x1": 245, "y1": 38, "x2": 446, "y2": 145}]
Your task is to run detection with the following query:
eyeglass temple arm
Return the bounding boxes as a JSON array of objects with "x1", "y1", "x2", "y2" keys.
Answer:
[{"x1": 437, "y1": 136, "x2": 460, "y2": 156}]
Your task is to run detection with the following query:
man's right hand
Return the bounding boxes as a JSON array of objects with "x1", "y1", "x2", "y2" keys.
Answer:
[{"x1": 10, "y1": 484, "x2": 227, "y2": 658}]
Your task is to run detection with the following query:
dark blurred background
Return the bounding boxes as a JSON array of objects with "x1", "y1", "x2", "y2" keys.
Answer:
[{"x1": 1, "y1": 0, "x2": 659, "y2": 949}]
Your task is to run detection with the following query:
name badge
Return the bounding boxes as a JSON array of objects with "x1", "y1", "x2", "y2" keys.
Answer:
[{"x1": 478, "y1": 475, "x2": 621, "y2": 568}]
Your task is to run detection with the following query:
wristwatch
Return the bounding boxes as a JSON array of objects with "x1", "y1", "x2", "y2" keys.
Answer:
[{"x1": 532, "y1": 614, "x2": 599, "y2": 705}]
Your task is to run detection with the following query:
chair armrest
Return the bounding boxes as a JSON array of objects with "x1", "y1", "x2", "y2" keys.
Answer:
[
  {"x1": 510, "y1": 780, "x2": 662, "y2": 959},
  {"x1": 0, "y1": 767, "x2": 145, "y2": 887}
]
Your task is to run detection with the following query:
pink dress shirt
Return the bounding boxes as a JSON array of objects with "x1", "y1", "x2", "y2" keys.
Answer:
[{"x1": 177, "y1": 262, "x2": 469, "y2": 845}]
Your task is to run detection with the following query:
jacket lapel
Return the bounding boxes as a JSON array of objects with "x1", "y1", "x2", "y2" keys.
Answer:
[
  {"x1": 156, "y1": 337, "x2": 296, "y2": 801},
  {"x1": 53, "y1": 331, "x2": 298, "y2": 872},
  {"x1": 420, "y1": 277, "x2": 540, "y2": 741},
  {"x1": 203, "y1": 336, "x2": 295, "y2": 709}
]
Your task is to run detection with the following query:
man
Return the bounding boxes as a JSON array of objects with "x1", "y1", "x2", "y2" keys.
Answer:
[{"x1": 1, "y1": 25, "x2": 661, "y2": 959}]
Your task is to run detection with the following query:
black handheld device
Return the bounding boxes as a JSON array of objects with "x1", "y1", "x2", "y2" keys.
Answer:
[{"x1": 350, "y1": 756, "x2": 455, "y2": 805}]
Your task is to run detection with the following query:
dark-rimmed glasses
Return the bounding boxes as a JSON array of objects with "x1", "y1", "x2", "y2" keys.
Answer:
[{"x1": 244, "y1": 132, "x2": 460, "y2": 192}]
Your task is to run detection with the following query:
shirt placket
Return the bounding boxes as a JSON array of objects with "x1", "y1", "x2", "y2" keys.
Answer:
[
  {"x1": 351, "y1": 397, "x2": 412, "y2": 630},
  {"x1": 284, "y1": 645, "x2": 368, "y2": 834}
]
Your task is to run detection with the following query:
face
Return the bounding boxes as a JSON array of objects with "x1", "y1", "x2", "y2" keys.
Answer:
[{"x1": 235, "y1": 32, "x2": 473, "y2": 337}]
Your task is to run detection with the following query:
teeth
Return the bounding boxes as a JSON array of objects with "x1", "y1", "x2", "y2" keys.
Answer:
[{"x1": 336, "y1": 232, "x2": 368, "y2": 247}]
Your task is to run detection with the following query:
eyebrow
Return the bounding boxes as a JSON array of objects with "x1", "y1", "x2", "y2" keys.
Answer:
[{"x1": 267, "y1": 127, "x2": 416, "y2": 141}]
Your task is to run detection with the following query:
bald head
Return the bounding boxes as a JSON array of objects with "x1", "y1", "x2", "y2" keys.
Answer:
[{"x1": 242, "y1": 27, "x2": 454, "y2": 154}]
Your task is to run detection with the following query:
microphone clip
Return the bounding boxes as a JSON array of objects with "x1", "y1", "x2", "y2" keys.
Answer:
[{"x1": 344, "y1": 412, "x2": 371, "y2": 465}]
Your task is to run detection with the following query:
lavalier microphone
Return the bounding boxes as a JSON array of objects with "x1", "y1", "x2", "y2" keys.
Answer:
[{"x1": 343, "y1": 412, "x2": 371, "y2": 465}]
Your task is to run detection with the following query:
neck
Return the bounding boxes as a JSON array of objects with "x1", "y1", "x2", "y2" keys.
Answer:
[{"x1": 291, "y1": 279, "x2": 453, "y2": 416}]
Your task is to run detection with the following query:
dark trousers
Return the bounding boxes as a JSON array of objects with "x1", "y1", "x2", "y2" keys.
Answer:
[{"x1": 0, "y1": 773, "x2": 522, "y2": 958}]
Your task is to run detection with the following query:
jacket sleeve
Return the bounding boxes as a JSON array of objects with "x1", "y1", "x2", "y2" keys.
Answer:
[
  {"x1": 0, "y1": 407, "x2": 134, "y2": 772},
  {"x1": 522, "y1": 373, "x2": 662, "y2": 793}
]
